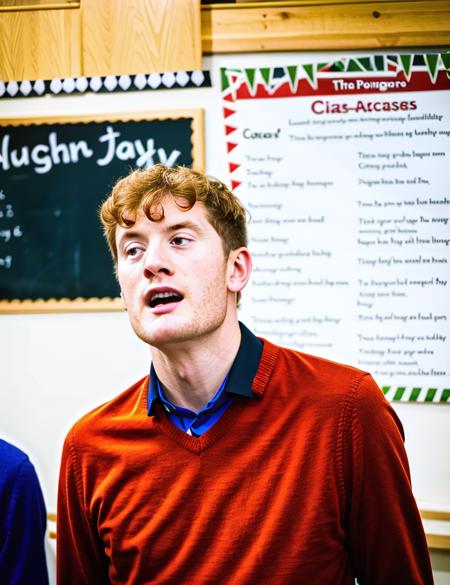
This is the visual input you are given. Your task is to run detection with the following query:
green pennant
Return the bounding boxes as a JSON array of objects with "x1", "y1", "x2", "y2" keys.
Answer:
[
  {"x1": 374, "y1": 55, "x2": 385, "y2": 71},
  {"x1": 347, "y1": 58, "x2": 365, "y2": 72},
  {"x1": 286, "y1": 65, "x2": 298, "y2": 91},
  {"x1": 244, "y1": 68, "x2": 257, "y2": 92},
  {"x1": 399, "y1": 54, "x2": 413, "y2": 80},
  {"x1": 355, "y1": 57, "x2": 373, "y2": 71},
  {"x1": 317, "y1": 62, "x2": 329, "y2": 72},
  {"x1": 440, "y1": 52, "x2": 450, "y2": 72},
  {"x1": 259, "y1": 67, "x2": 271, "y2": 88},
  {"x1": 424, "y1": 53, "x2": 439, "y2": 83},
  {"x1": 220, "y1": 68, "x2": 242, "y2": 92},
  {"x1": 220, "y1": 68, "x2": 230, "y2": 92},
  {"x1": 302, "y1": 63, "x2": 316, "y2": 87}
]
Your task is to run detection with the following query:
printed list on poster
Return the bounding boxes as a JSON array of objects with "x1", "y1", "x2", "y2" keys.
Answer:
[{"x1": 223, "y1": 56, "x2": 450, "y2": 402}]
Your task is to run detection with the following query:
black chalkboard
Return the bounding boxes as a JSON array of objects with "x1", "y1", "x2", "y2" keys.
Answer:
[{"x1": 0, "y1": 110, "x2": 203, "y2": 311}]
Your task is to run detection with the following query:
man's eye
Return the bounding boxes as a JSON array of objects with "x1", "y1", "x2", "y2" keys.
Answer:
[
  {"x1": 126, "y1": 246, "x2": 143, "y2": 257},
  {"x1": 171, "y1": 236, "x2": 190, "y2": 246}
]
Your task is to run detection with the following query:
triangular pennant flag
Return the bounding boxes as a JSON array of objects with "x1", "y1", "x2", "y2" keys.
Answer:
[
  {"x1": 333, "y1": 60, "x2": 346, "y2": 72},
  {"x1": 229, "y1": 162, "x2": 240, "y2": 174},
  {"x1": 440, "y1": 52, "x2": 450, "y2": 72},
  {"x1": 317, "y1": 61, "x2": 330, "y2": 72},
  {"x1": 220, "y1": 67, "x2": 242, "y2": 92},
  {"x1": 399, "y1": 54, "x2": 413, "y2": 81},
  {"x1": 223, "y1": 93, "x2": 235, "y2": 102},
  {"x1": 286, "y1": 65, "x2": 298, "y2": 92},
  {"x1": 302, "y1": 63, "x2": 316, "y2": 87},
  {"x1": 231, "y1": 180, "x2": 242, "y2": 191},
  {"x1": 227, "y1": 142, "x2": 237, "y2": 153},
  {"x1": 223, "y1": 107, "x2": 235, "y2": 119},
  {"x1": 374, "y1": 55, "x2": 386, "y2": 71},
  {"x1": 347, "y1": 58, "x2": 365, "y2": 72},
  {"x1": 244, "y1": 68, "x2": 257, "y2": 92},
  {"x1": 220, "y1": 68, "x2": 230, "y2": 92},
  {"x1": 260, "y1": 67, "x2": 271, "y2": 88},
  {"x1": 424, "y1": 53, "x2": 439, "y2": 83},
  {"x1": 225, "y1": 125, "x2": 237, "y2": 136}
]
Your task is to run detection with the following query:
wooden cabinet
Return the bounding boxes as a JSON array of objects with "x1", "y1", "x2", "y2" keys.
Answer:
[
  {"x1": 0, "y1": 3, "x2": 81, "y2": 81},
  {"x1": 0, "y1": 0, "x2": 202, "y2": 82}
]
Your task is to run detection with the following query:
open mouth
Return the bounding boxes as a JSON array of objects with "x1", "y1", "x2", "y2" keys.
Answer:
[{"x1": 149, "y1": 291, "x2": 183, "y2": 309}]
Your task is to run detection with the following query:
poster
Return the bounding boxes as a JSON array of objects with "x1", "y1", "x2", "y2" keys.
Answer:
[{"x1": 221, "y1": 53, "x2": 450, "y2": 403}]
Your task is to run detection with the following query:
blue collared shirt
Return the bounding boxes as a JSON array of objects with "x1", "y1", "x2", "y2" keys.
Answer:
[{"x1": 148, "y1": 322, "x2": 263, "y2": 436}]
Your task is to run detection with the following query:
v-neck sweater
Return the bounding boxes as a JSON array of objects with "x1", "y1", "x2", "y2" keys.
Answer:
[{"x1": 57, "y1": 337, "x2": 432, "y2": 585}]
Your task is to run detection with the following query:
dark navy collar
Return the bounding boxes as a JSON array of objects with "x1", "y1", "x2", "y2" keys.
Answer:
[{"x1": 147, "y1": 322, "x2": 263, "y2": 416}]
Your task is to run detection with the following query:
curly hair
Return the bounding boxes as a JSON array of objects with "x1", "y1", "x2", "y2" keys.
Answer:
[{"x1": 99, "y1": 164, "x2": 249, "y2": 303}]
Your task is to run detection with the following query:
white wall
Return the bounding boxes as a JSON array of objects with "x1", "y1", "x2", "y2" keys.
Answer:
[{"x1": 1, "y1": 52, "x2": 449, "y2": 582}]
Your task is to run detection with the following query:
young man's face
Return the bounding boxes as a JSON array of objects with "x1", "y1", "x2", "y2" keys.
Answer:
[{"x1": 115, "y1": 196, "x2": 240, "y2": 349}]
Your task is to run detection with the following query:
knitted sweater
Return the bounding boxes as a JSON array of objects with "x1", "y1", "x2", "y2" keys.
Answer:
[
  {"x1": 57, "y1": 337, "x2": 433, "y2": 585},
  {"x1": 0, "y1": 439, "x2": 49, "y2": 585}
]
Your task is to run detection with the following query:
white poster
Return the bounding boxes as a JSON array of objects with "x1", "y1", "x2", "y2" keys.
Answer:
[{"x1": 221, "y1": 53, "x2": 450, "y2": 403}]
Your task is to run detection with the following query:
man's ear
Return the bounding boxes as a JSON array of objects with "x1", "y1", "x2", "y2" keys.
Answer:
[
  {"x1": 226, "y1": 247, "x2": 252, "y2": 294},
  {"x1": 120, "y1": 291, "x2": 128, "y2": 311}
]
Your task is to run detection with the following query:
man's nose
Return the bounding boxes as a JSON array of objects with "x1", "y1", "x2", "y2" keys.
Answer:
[{"x1": 143, "y1": 242, "x2": 172, "y2": 278}]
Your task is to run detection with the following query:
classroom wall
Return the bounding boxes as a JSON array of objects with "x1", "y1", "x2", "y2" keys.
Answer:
[{"x1": 1, "y1": 51, "x2": 449, "y2": 582}]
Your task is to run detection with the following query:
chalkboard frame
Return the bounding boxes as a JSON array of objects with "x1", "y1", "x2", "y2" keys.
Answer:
[{"x1": 0, "y1": 108, "x2": 204, "y2": 313}]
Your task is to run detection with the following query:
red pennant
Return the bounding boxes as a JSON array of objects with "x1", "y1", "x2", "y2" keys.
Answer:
[
  {"x1": 223, "y1": 93, "x2": 235, "y2": 102},
  {"x1": 225, "y1": 125, "x2": 237, "y2": 136},
  {"x1": 231, "y1": 180, "x2": 242, "y2": 191},
  {"x1": 223, "y1": 107, "x2": 235, "y2": 119},
  {"x1": 229, "y1": 162, "x2": 240, "y2": 174},
  {"x1": 227, "y1": 142, "x2": 237, "y2": 153}
]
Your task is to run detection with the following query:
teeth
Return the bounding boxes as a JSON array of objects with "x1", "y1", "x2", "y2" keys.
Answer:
[
  {"x1": 152, "y1": 292, "x2": 177, "y2": 301},
  {"x1": 149, "y1": 290, "x2": 182, "y2": 308}
]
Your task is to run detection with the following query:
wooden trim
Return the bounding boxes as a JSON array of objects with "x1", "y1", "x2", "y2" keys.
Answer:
[
  {"x1": 0, "y1": 298, "x2": 123, "y2": 314},
  {"x1": 420, "y1": 509, "x2": 450, "y2": 550},
  {"x1": 201, "y1": 1, "x2": 450, "y2": 53},
  {"x1": 0, "y1": 2, "x2": 79, "y2": 12},
  {"x1": 426, "y1": 533, "x2": 450, "y2": 550},
  {"x1": 420, "y1": 509, "x2": 450, "y2": 522}
]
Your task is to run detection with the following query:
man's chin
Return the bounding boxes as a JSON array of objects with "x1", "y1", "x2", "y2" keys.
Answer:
[{"x1": 135, "y1": 322, "x2": 187, "y2": 349}]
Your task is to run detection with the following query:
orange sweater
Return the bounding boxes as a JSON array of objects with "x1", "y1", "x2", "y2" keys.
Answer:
[{"x1": 57, "y1": 337, "x2": 433, "y2": 584}]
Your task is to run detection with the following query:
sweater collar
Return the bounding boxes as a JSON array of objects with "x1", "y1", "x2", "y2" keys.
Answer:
[{"x1": 147, "y1": 322, "x2": 263, "y2": 416}]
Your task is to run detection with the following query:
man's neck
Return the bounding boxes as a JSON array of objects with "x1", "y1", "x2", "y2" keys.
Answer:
[{"x1": 150, "y1": 321, "x2": 242, "y2": 413}]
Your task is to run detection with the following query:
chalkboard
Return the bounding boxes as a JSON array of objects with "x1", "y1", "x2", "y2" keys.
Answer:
[{"x1": 0, "y1": 110, "x2": 203, "y2": 312}]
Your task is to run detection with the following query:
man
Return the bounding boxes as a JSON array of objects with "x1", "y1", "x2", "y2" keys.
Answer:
[
  {"x1": 0, "y1": 438, "x2": 49, "y2": 585},
  {"x1": 57, "y1": 164, "x2": 433, "y2": 584}
]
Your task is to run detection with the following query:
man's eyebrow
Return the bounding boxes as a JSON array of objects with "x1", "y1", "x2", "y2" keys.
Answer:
[
  {"x1": 116, "y1": 229, "x2": 143, "y2": 245},
  {"x1": 116, "y1": 221, "x2": 204, "y2": 246},
  {"x1": 166, "y1": 221, "x2": 203, "y2": 233}
]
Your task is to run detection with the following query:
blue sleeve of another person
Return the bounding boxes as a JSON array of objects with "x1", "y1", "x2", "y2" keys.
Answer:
[{"x1": 0, "y1": 440, "x2": 49, "y2": 585}]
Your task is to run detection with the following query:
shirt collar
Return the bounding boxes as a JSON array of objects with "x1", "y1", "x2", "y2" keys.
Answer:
[{"x1": 147, "y1": 322, "x2": 263, "y2": 416}]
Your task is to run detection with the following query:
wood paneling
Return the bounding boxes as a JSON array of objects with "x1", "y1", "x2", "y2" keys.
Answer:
[
  {"x1": 0, "y1": 6, "x2": 81, "y2": 80},
  {"x1": 0, "y1": 0, "x2": 78, "y2": 10},
  {"x1": 201, "y1": 1, "x2": 450, "y2": 52},
  {"x1": 81, "y1": 0, "x2": 202, "y2": 77}
]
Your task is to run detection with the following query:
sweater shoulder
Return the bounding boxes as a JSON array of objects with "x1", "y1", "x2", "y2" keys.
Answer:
[
  {"x1": 263, "y1": 339, "x2": 377, "y2": 401},
  {"x1": 67, "y1": 375, "x2": 149, "y2": 442}
]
